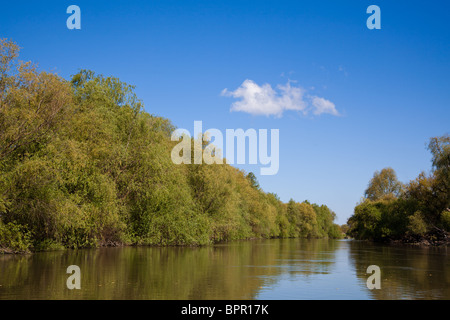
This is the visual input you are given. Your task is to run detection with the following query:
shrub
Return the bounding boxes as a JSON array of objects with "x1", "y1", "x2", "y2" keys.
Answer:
[
  {"x1": 441, "y1": 210, "x2": 450, "y2": 232},
  {"x1": 0, "y1": 221, "x2": 33, "y2": 253}
]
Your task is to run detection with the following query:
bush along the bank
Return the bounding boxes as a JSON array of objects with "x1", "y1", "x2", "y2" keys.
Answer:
[{"x1": 0, "y1": 39, "x2": 342, "y2": 252}]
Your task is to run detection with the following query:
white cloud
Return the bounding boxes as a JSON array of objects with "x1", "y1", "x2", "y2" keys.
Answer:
[
  {"x1": 222, "y1": 80, "x2": 338, "y2": 117},
  {"x1": 310, "y1": 96, "x2": 339, "y2": 116}
]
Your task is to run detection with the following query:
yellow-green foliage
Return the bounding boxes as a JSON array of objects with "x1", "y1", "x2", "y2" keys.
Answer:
[
  {"x1": 0, "y1": 221, "x2": 32, "y2": 253},
  {"x1": 0, "y1": 40, "x2": 341, "y2": 251},
  {"x1": 441, "y1": 210, "x2": 450, "y2": 231},
  {"x1": 408, "y1": 211, "x2": 427, "y2": 236}
]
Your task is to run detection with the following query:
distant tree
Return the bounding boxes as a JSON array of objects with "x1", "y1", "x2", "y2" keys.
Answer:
[
  {"x1": 365, "y1": 167, "x2": 402, "y2": 201},
  {"x1": 246, "y1": 172, "x2": 260, "y2": 189},
  {"x1": 340, "y1": 224, "x2": 349, "y2": 235}
]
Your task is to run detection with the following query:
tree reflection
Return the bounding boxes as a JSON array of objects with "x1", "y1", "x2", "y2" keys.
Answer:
[
  {"x1": 0, "y1": 239, "x2": 340, "y2": 300},
  {"x1": 348, "y1": 241, "x2": 450, "y2": 299}
]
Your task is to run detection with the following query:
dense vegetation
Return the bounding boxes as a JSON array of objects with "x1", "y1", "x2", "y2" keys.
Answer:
[
  {"x1": 347, "y1": 135, "x2": 450, "y2": 244},
  {"x1": 0, "y1": 40, "x2": 342, "y2": 253}
]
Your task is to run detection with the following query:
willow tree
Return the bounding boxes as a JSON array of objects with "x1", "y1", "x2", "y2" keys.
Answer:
[{"x1": 0, "y1": 39, "x2": 72, "y2": 162}]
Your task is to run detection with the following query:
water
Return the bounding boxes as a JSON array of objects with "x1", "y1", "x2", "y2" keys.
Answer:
[{"x1": 0, "y1": 239, "x2": 448, "y2": 299}]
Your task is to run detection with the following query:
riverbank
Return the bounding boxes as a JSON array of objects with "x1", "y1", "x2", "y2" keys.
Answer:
[
  {"x1": 389, "y1": 229, "x2": 449, "y2": 247},
  {"x1": 0, "y1": 234, "x2": 346, "y2": 255},
  {"x1": 347, "y1": 228, "x2": 450, "y2": 247}
]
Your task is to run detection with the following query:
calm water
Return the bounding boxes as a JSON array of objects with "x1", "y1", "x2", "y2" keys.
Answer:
[{"x1": 0, "y1": 239, "x2": 448, "y2": 300}]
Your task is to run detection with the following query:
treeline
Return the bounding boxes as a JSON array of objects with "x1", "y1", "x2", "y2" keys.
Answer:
[
  {"x1": 0, "y1": 40, "x2": 342, "y2": 253},
  {"x1": 347, "y1": 136, "x2": 450, "y2": 244}
]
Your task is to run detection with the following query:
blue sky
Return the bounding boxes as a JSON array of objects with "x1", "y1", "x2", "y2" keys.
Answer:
[{"x1": 2, "y1": 0, "x2": 449, "y2": 224}]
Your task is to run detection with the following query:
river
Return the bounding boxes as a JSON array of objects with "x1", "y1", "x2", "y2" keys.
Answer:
[{"x1": 0, "y1": 239, "x2": 448, "y2": 299}]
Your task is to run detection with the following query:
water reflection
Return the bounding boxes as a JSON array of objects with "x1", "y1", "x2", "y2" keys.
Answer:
[
  {"x1": 0, "y1": 239, "x2": 338, "y2": 299},
  {"x1": 348, "y1": 241, "x2": 450, "y2": 300},
  {"x1": 0, "y1": 239, "x2": 448, "y2": 299}
]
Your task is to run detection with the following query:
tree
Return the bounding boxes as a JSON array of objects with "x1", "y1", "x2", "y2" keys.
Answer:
[
  {"x1": 403, "y1": 135, "x2": 450, "y2": 229},
  {"x1": 428, "y1": 134, "x2": 450, "y2": 209},
  {"x1": 0, "y1": 39, "x2": 72, "y2": 162},
  {"x1": 364, "y1": 167, "x2": 402, "y2": 201},
  {"x1": 246, "y1": 172, "x2": 260, "y2": 189},
  {"x1": 340, "y1": 224, "x2": 349, "y2": 235},
  {"x1": 428, "y1": 134, "x2": 450, "y2": 176}
]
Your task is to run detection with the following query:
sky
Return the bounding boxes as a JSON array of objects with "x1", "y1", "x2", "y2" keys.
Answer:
[{"x1": 1, "y1": 0, "x2": 449, "y2": 224}]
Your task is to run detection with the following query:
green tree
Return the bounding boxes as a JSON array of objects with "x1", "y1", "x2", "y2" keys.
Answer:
[
  {"x1": 0, "y1": 39, "x2": 72, "y2": 163},
  {"x1": 428, "y1": 134, "x2": 450, "y2": 222},
  {"x1": 364, "y1": 167, "x2": 403, "y2": 201},
  {"x1": 246, "y1": 172, "x2": 260, "y2": 189}
]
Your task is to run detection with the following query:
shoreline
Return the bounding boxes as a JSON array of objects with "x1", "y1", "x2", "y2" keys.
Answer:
[
  {"x1": 3, "y1": 234, "x2": 448, "y2": 256},
  {"x1": 0, "y1": 235, "x2": 346, "y2": 255}
]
